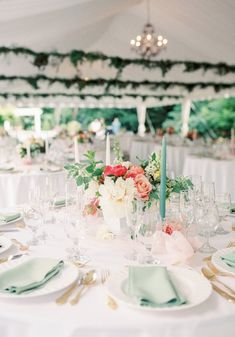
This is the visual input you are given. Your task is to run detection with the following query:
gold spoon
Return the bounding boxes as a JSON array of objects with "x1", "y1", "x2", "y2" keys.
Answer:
[
  {"x1": 11, "y1": 239, "x2": 28, "y2": 251},
  {"x1": 201, "y1": 267, "x2": 235, "y2": 295},
  {"x1": 70, "y1": 270, "x2": 97, "y2": 305}
]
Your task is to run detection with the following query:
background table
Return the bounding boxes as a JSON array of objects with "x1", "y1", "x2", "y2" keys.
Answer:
[
  {"x1": 0, "y1": 215, "x2": 234, "y2": 337},
  {"x1": 130, "y1": 140, "x2": 191, "y2": 177},
  {"x1": 0, "y1": 167, "x2": 66, "y2": 207},
  {"x1": 183, "y1": 155, "x2": 235, "y2": 201}
]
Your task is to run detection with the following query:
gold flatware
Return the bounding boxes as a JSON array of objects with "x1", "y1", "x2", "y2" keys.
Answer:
[
  {"x1": 11, "y1": 239, "x2": 28, "y2": 251},
  {"x1": 0, "y1": 254, "x2": 24, "y2": 264},
  {"x1": 56, "y1": 277, "x2": 83, "y2": 305},
  {"x1": 227, "y1": 241, "x2": 235, "y2": 248},
  {"x1": 72, "y1": 260, "x2": 90, "y2": 268},
  {"x1": 232, "y1": 224, "x2": 235, "y2": 231},
  {"x1": 207, "y1": 260, "x2": 235, "y2": 278},
  {"x1": 201, "y1": 267, "x2": 235, "y2": 295},
  {"x1": 101, "y1": 269, "x2": 118, "y2": 310},
  {"x1": 211, "y1": 283, "x2": 235, "y2": 303},
  {"x1": 70, "y1": 270, "x2": 97, "y2": 305},
  {"x1": 15, "y1": 222, "x2": 26, "y2": 229}
]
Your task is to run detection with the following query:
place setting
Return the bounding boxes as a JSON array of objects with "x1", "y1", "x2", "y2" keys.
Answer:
[{"x1": 0, "y1": 1, "x2": 235, "y2": 335}]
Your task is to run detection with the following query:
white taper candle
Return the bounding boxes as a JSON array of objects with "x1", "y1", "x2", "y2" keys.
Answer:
[{"x1": 105, "y1": 133, "x2": 111, "y2": 165}]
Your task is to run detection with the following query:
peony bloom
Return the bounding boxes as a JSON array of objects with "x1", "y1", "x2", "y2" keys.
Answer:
[
  {"x1": 103, "y1": 164, "x2": 127, "y2": 177},
  {"x1": 99, "y1": 177, "x2": 136, "y2": 218},
  {"x1": 126, "y1": 165, "x2": 145, "y2": 179},
  {"x1": 134, "y1": 174, "x2": 152, "y2": 200}
]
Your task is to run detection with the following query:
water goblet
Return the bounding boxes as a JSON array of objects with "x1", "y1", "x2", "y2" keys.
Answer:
[
  {"x1": 197, "y1": 203, "x2": 219, "y2": 254},
  {"x1": 215, "y1": 193, "x2": 231, "y2": 235},
  {"x1": 26, "y1": 209, "x2": 43, "y2": 247}
]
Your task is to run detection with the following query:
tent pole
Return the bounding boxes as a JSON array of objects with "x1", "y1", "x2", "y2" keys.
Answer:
[
  {"x1": 137, "y1": 99, "x2": 146, "y2": 137},
  {"x1": 181, "y1": 98, "x2": 191, "y2": 137}
]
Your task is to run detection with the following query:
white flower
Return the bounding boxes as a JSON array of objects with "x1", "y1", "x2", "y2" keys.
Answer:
[
  {"x1": 84, "y1": 180, "x2": 100, "y2": 202},
  {"x1": 121, "y1": 161, "x2": 132, "y2": 169},
  {"x1": 99, "y1": 177, "x2": 136, "y2": 218},
  {"x1": 96, "y1": 226, "x2": 114, "y2": 240},
  {"x1": 67, "y1": 121, "x2": 81, "y2": 136}
]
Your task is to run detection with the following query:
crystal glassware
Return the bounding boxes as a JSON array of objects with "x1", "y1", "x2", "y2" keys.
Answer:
[
  {"x1": 215, "y1": 193, "x2": 231, "y2": 235},
  {"x1": 196, "y1": 203, "x2": 219, "y2": 253}
]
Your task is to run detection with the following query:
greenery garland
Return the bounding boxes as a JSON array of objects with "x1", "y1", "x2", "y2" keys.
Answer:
[
  {"x1": 0, "y1": 92, "x2": 183, "y2": 101},
  {"x1": 1, "y1": 46, "x2": 235, "y2": 77},
  {"x1": 0, "y1": 74, "x2": 234, "y2": 92}
]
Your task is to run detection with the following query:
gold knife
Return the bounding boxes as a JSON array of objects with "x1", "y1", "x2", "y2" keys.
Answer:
[{"x1": 212, "y1": 282, "x2": 235, "y2": 303}]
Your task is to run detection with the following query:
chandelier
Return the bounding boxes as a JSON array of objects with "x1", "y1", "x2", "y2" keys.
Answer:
[{"x1": 130, "y1": 0, "x2": 168, "y2": 58}]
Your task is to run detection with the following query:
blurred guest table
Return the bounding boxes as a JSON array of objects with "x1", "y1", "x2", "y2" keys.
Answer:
[
  {"x1": 0, "y1": 164, "x2": 66, "y2": 207},
  {"x1": 130, "y1": 140, "x2": 191, "y2": 177},
  {"x1": 0, "y1": 215, "x2": 234, "y2": 337},
  {"x1": 183, "y1": 155, "x2": 235, "y2": 201}
]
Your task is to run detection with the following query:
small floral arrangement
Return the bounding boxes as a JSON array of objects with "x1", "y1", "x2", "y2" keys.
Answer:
[
  {"x1": 16, "y1": 137, "x2": 45, "y2": 158},
  {"x1": 76, "y1": 130, "x2": 93, "y2": 144},
  {"x1": 65, "y1": 151, "x2": 192, "y2": 219},
  {"x1": 67, "y1": 121, "x2": 82, "y2": 137}
]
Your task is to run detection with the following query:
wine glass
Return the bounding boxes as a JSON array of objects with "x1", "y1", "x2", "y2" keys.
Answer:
[
  {"x1": 215, "y1": 193, "x2": 231, "y2": 235},
  {"x1": 202, "y1": 181, "x2": 215, "y2": 203},
  {"x1": 123, "y1": 199, "x2": 139, "y2": 261},
  {"x1": 180, "y1": 190, "x2": 195, "y2": 236},
  {"x1": 137, "y1": 202, "x2": 159, "y2": 264},
  {"x1": 196, "y1": 203, "x2": 219, "y2": 253},
  {"x1": 26, "y1": 209, "x2": 43, "y2": 246}
]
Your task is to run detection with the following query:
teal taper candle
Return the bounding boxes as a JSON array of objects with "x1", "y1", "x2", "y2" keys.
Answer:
[{"x1": 160, "y1": 135, "x2": 166, "y2": 219}]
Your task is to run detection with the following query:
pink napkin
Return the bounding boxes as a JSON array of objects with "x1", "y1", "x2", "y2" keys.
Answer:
[{"x1": 152, "y1": 231, "x2": 195, "y2": 264}]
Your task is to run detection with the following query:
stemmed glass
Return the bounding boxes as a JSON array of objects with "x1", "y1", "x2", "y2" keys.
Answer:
[
  {"x1": 64, "y1": 187, "x2": 88, "y2": 262},
  {"x1": 137, "y1": 202, "x2": 159, "y2": 264},
  {"x1": 196, "y1": 203, "x2": 219, "y2": 253},
  {"x1": 202, "y1": 181, "x2": 215, "y2": 203},
  {"x1": 26, "y1": 209, "x2": 43, "y2": 246},
  {"x1": 215, "y1": 193, "x2": 231, "y2": 235},
  {"x1": 123, "y1": 199, "x2": 139, "y2": 261},
  {"x1": 180, "y1": 190, "x2": 195, "y2": 236}
]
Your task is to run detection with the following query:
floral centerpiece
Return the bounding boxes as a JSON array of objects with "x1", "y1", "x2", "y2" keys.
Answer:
[
  {"x1": 16, "y1": 137, "x2": 45, "y2": 158},
  {"x1": 65, "y1": 151, "x2": 192, "y2": 233},
  {"x1": 75, "y1": 130, "x2": 93, "y2": 144}
]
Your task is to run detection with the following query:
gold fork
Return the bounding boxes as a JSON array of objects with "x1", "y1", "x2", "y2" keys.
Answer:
[
  {"x1": 101, "y1": 269, "x2": 118, "y2": 310},
  {"x1": 11, "y1": 239, "x2": 28, "y2": 251}
]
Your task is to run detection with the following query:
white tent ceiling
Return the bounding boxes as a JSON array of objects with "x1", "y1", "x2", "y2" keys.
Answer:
[{"x1": 0, "y1": 0, "x2": 234, "y2": 107}]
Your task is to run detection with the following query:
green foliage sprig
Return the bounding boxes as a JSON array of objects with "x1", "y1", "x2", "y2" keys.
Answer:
[
  {"x1": 1, "y1": 46, "x2": 235, "y2": 77},
  {"x1": 0, "y1": 75, "x2": 234, "y2": 93}
]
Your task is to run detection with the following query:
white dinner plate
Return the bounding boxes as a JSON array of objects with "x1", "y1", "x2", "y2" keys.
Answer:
[
  {"x1": 106, "y1": 266, "x2": 212, "y2": 312},
  {"x1": 212, "y1": 247, "x2": 235, "y2": 275},
  {"x1": 0, "y1": 236, "x2": 12, "y2": 255},
  {"x1": 0, "y1": 214, "x2": 22, "y2": 226},
  {"x1": 0, "y1": 256, "x2": 79, "y2": 299}
]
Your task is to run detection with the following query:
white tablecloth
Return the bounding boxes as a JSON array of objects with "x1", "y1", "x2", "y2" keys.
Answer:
[
  {"x1": 0, "y1": 215, "x2": 234, "y2": 337},
  {"x1": 183, "y1": 156, "x2": 235, "y2": 201},
  {"x1": 130, "y1": 140, "x2": 191, "y2": 177},
  {"x1": 0, "y1": 168, "x2": 67, "y2": 208}
]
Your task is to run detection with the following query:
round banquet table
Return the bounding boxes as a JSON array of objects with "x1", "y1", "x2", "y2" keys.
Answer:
[
  {"x1": 130, "y1": 140, "x2": 191, "y2": 177},
  {"x1": 183, "y1": 155, "x2": 235, "y2": 201},
  {"x1": 0, "y1": 214, "x2": 234, "y2": 337},
  {"x1": 0, "y1": 166, "x2": 67, "y2": 208}
]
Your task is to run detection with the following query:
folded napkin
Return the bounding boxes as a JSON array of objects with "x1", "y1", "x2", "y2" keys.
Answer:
[
  {"x1": 221, "y1": 251, "x2": 235, "y2": 268},
  {"x1": 54, "y1": 198, "x2": 65, "y2": 207},
  {"x1": 124, "y1": 266, "x2": 186, "y2": 308},
  {"x1": 230, "y1": 205, "x2": 235, "y2": 214},
  {"x1": 0, "y1": 166, "x2": 14, "y2": 172},
  {"x1": 0, "y1": 258, "x2": 64, "y2": 294},
  {"x1": 0, "y1": 212, "x2": 21, "y2": 223}
]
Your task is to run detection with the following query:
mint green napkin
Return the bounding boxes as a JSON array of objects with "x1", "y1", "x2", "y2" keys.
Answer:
[
  {"x1": 0, "y1": 258, "x2": 64, "y2": 294},
  {"x1": 54, "y1": 198, "x2": 65, "y2": 207},
  {"x1": 124, "y1": 266, "x2": 186, "y2": 308},
  {"x1": 0, "y1": 167, "x2": 14, "y2": 172},
  {"x1": 0, "y1": 212, "x2": 21, "y2": 223},
  {"x1": 221, "y1": 251, "x2": 235, "y2": 268}
]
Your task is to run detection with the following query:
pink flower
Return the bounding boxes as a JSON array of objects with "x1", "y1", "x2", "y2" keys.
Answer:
[
  {"x1": 126, "y1": 165, "x2": 144, "y2": 179},
  {"x1": 134, "y1": 174, "x2": 152, "y2": 200},
  {"x1": 103, "y1": 165, "x2": 127, "y2": 177},
  {"x1": 162, "y1": 224, "x2": 174, "y2": 235},
  {"x1": 83, "y1": 198, "x2": 99, "y2": 216}
]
